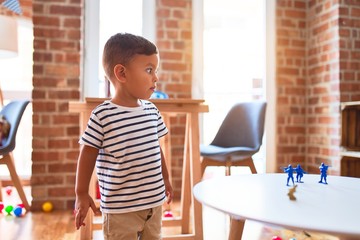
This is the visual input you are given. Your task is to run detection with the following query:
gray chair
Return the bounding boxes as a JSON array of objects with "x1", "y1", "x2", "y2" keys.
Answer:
[
  {"x1": 0, "y1": 100, "x2": 31, "y2": 211},
  {"x1": 200, "y1": 101, "x2": 267, "y2": 176}
]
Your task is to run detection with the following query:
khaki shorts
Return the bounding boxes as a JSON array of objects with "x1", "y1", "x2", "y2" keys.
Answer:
[{"x1": 103, "y1": 205, "x2": 163, "y2": 240}]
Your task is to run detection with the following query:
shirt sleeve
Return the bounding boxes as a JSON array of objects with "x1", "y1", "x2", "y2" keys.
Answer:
[
  {"x1": 156, "y1": 107, "x2": 168, "y2": 139},
  {"x1": 79, "y1": 111, "x2": 104, "y2": 149}
]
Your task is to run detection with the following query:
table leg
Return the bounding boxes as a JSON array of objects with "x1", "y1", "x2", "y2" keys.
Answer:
[
  {"x1": 80, "y1": 171, "x2": 97, "y2": 240},
  {"x1": 161, "y1": 114, "x2": 172, "y2": 180},
  {"x1": 189, "y1": 113, "x2": 203, "y2": 239},
  {"x1": 228, "y1": 218, "x2": 245, "y2": 240},
  {"x1": 180, "y1": 115, "x2": 191, "y2": 233},
  {"x1": 80, "y1": 211, "x2": 93, "y2": 240},
  {"x1": 161, "y1": 115, "x2": 173, "y2": 213}
]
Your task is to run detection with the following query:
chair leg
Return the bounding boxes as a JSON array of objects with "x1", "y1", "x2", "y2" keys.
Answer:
[
  {"x1": 225, "y1": 167, "x2": 230, "y2": 176},
  {"x1": 2, "y1": 153, "x2": 30, "y2": 211},
  {"x1": 225, "y1": 160, "x2": 231, "y2": 176},
  {"x1": 201, "y1": 157, "x2": 235, "y2": 177},
  {"x1": 248, "y1": 158, "x2": 257, "y2": 174},
  {"x1": 232, "y1": 157, "x2": 258, "y2": 174},
  {"x1": 200, "y1": 159, "x2": 206, "y2": 178}
]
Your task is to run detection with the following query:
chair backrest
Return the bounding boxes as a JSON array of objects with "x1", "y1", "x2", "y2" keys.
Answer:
[
  {"x1": 0, "y1": 100, "x2": 30, "y2": 154},
  {"x1": 211, "y1": 101, "x2": 267, "y2": 150}
]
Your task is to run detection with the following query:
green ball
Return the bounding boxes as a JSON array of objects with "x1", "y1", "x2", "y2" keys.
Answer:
[{"x1": 5, "y1": 205, "x2": 14, "y2": 214}]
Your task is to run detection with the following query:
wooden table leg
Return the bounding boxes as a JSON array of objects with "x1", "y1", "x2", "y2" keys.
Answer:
[
  {"x1": 189, "y1": 112, "x2": 203, "y2": 240},
  {"x1": 228, "y1": 218, "x2": 245, "y2": 240},
  {"x1": 80, "y1": 172, "x2": 97, "y2": 240},
  {"x1": 180, "y1": 115, "x2": 191, "y2": 233},
  {"x1": 161, "y1": 114, "x2": 173, "y2": 213},
  {"x1": 161, "y1": 114, "x2": 172, "y2": 180},
  {"x1": 80, "y1": 211, "x2": 93, "y2": 240}
]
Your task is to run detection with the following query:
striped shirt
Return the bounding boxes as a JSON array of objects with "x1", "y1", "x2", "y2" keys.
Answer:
[{"x1": 79, "y1": 100, "x2": 168, "y2": 214}]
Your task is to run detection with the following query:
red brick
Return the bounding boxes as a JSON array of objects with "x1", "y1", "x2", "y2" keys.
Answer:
[
  {"x1": 49, "y1": 187, "x2": 75, "y2": 197},
  {"x1": 33, "y1": 16, "x2": 60, "y2": 27},
  {"x1": 50, "y1": 5, "x2": 81, "y2": 16},
  {"x1": 48, "y1": 163, "x2": 77, "y2": 173}
]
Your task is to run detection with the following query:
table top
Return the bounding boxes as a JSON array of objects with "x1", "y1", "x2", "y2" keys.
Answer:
[
  {"x1": 69, "y1": 98, "x2": 209, "y2": 114},
  {"x1": 193, "y1": 173, "x2": 360, "y2": 238},
  {"x1": 84, "y1": 97, "x2": 206, "y2": 104}
]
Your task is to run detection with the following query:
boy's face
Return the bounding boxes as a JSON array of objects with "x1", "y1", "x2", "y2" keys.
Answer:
[{"x1": 122, "y1": 53, "x2": 159, "y2": 101}]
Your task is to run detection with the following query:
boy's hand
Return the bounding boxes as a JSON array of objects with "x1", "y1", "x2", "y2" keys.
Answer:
[
  {"x1": 164, "y1": 179, "x2": 173, "y2": 204},
  {"x1": 74, "y1": 193, "x2": 98, "y2": 229}
]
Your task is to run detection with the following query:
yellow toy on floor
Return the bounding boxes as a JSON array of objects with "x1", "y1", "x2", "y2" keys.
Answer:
[{"x1": 42, "y1": 201, "x2": 53, "y2": 212}]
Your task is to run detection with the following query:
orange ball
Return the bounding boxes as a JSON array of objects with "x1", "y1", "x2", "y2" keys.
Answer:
[{"x1": 42, "y1": 201, "x2": 53, "y2": 212}]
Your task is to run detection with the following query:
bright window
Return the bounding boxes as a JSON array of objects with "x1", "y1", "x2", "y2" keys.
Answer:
[
  {"x1": 197, "y1": 0, "x2": 267, "y2": 173},
  {"x1": 83, "y1": 0, "x2": 155, "y2": 98},
  {"x1": 98, "y1": 0, "x2": 143, "y2": 97}
]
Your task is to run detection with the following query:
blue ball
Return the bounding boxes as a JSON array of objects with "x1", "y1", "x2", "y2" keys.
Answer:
[{"x1": 13, "y1": 206, "x2": 22, "y2": 217}]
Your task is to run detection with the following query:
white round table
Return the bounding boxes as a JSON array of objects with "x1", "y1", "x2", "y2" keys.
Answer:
[{"x1": 193, "y1": 173, "x2": 360, "y2": 238}]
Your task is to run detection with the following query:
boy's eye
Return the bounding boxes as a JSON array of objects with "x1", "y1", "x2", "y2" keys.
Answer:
[{"x1": 146, "y1": 68, "x2": 153, "y2": 74}]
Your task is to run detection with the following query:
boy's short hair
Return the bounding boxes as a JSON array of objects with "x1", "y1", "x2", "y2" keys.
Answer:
[{"x1": 102, "y1": 33, "x2": 158, "y2": 79}]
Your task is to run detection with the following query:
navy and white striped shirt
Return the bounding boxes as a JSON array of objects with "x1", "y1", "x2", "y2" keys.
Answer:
[{"x1": 79, "y1": 100, "x2": 168, "y2": 214}]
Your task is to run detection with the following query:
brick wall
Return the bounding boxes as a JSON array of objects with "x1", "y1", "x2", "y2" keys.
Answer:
[
  {"x1": 339, "y1": 2, "x2": 360, "y2": 102},
  {"x1": 276, "y1": 0, "x2": 307, "y2": 168},
  {"x1": 306, "y1": 0, "x2": 341, "y2": 173},
  {"x1": 31, "y1": 0, "x2": 82, "y2": 210},
  {"x1": 156, "y1": 0, "x2": 192, "y2": 198},
  {"x1": 276, "y1": 0, "x2": 360, "y2": 174}
]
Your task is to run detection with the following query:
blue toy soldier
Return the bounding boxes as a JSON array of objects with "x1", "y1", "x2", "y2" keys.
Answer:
[
  {"x1": 282, "y1": 164, "x2": 296, "y2": 186},
  {"x1": 294, "y1": 164, "x2": 307, "y2": 183},
  {"x1": 318, "y1": 162, "x2": 329, "y2": 184}
]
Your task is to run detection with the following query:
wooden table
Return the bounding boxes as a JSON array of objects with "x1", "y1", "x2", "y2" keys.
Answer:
[
  {"x1": 193, "y1": 173, "x2": 360, "y2": 239},
  {"x1": 69, "y1": 98, "x2": 209, "y2": 240}
]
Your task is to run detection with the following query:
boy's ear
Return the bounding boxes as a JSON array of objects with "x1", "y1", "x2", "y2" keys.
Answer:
[{"x1": 113, "y1": 64, "x2": 126, "y2": 81}]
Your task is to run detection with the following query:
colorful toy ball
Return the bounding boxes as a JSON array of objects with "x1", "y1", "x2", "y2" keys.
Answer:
[
  {"x1": 0, "y1": 202, "x2": 4, "y2": 212},
  {"x1": 42, "y1": 201, "x2": 53, "y2": 212},
  {"x1": 4, "y1": 205, "x2": 14, "y2": 215},
  {"x1": 13, "y1": 206, "x2": 23, "y2": 217}
]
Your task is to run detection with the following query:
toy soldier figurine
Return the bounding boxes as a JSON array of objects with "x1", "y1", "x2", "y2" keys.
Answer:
[
  {"x1": 319, "y1": 162, "x2": 329, "y2": 184},
  {"x1": 282, "y1": 164, "x2": 296, "y2": 186},
  {"x1": 295, "y1": 164, "x2": 307, "y2": 183}
]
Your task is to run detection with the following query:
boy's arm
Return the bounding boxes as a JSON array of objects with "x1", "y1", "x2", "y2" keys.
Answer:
[
  {"x1": 74, "y1": 144, "x2": 99, "y2": 229},
  {"x1": 160, "y1": 146, "x2": 173, "y2": 204}
]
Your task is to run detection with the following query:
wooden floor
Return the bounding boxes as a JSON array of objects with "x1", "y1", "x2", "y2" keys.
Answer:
[
  {"x1": 0, "y1": 167, "x2": 342, "y2": 240},
  {"x1": 0, "y1": 210, "x2": 79, "y2": 240},
  {"x1": 0, "y1": 167, "x2": 249, "y2": 240},
  {"x1": 0, "y1": 209, "x2": 342, "y2": 240},
  {"x1": 0, "y1": 185, "x2": 77, "y2": 240}
]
